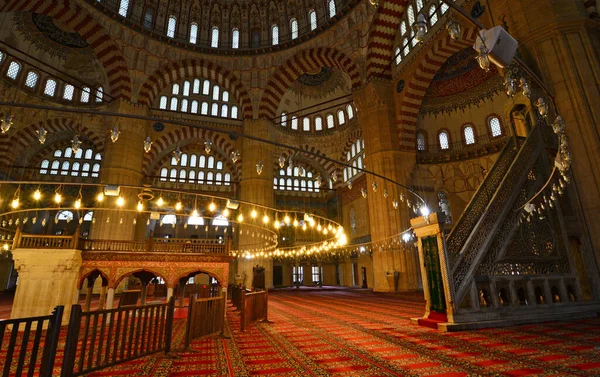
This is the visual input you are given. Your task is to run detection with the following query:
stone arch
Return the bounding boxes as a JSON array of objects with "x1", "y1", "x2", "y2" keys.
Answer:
[
  {"x1": 258, "y1": 47, "x2": 362, "y2": 120},
  {"x1": 0, "y1": 0, "x2": 132, "y2": 101},
  {"x1": 365, "y1": 0, "x2": 410, "y2": 81},
  {"x1": 114, "y1": 268, "x2": 168, "y2": 289},
  {"x1": 397, "y1": 27, "x2": 479, "y2": 151},
  {"x1": 143, "y1": 128, "x2": 240, "y2": 180},
  {"x1": 78, "y1": 268, "x2": 110, "y2": 290},
  {"x1": 278, "y1": 145, "x2": 337, "y2": 177},
  {"x1": 137, "y1": 60, "x2": 253, "y2": 119},
  {"x1": 0, "y1": 118, "x2": 105, "y2": 166},
  {"x1": 340, "y1": 128, "x2": 363, "y2": 160},
  {"x1": 175, "y1": 269, "x2": 223, "y2": 287}
]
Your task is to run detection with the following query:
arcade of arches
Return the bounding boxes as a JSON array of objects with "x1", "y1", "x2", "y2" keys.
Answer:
[{"x1": 0, "y1": 0, "x2": 600, "y2": 374}]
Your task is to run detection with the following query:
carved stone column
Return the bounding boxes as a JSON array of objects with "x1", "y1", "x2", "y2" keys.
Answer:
[
  {"x1": 236, "y1": 119, "x2": 275, "y2": 289},
  {"x1": 11, "y1": 248, "x2": 82, "y2": 324},
  {"x1": 353, "y1": 81, "x2": 420, "y2": 292}
]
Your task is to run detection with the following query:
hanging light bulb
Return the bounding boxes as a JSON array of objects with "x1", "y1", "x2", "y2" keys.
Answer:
[
  {"x1": 372, "y1": 181, "x2": 378, "y2": 192},
  {"x1": 331, "y1": 170, "x2": 338, "y2": 182},
  {"x1": 256, "y1": 160, "x2": 264, "y2": 175},
  {"x1": 116, "y1": 196, "x2": 125, "y2": 207},
  {"x1": 175, "y1": 201, "x2": 183, "y2": 211},
  {"x1": 298, "y1": 165, "x2": 305, "y2": 177},
  {"x1": 383, "y1": 188, "x2": 389, "y2": 198},
  {"x1": 74, "y1": 198, "x2": 82, "y2": 209},
  {"x1": 400, "y1": 193, "x2": 405, "y2": 202},
  {"x1": 209, "y1": 202, "x2": 216, "y2": 212},
  {"x1": 37, "y1": 126, "x2": 48, "y2": 144},
  {"x1": 110, "y1": 125, "x2": 120, "y2": 143},
  {"x1": 137, "y1": 201, "x2": 144, "y2": 212},
  {"x1": 288, "y1": 157, "x2": 294, "y2": 170},
  {"x1": 231, "y1": 150, "x2": 240, "y2": 163},
  {"x1": 393, "y1": 199, "x2": 399, "y2": 209},
  {"x1": 446, "y1": 19, "x2": 462, "y2": 41},
  {"x1": 157, "y1": 196, "x2": 164, "y2": 207},
  {"x1": 143, "y1": 137, "x2": 153, "y2": 153},
  {"x1": 520, "y1": 77, "x2": 531, "y2": 97},
  {"x1": 237, "y1": 213, "x2": 244, "y2": 222},
  {"x1": 262, "y1": 214, "x2": 269, "y2": 224},
  {"x1": 33, "y1": 189, "x2": 42, "y2": 201},
  {"x1": 54, "y1": 191, "x2": 62, "y2": 204},
  {"x1": 42, "y1": 218, "x2": 47, "y2": 227},
  {"x1": 552, "y1": 115, "x2": 565, "y2": 135},
  {"x1": 293, "y1": 218, "x2": 299, "y2": 227},
  {"x1": 204, "y1": 139, "x2": 213, "y2": 154},
  {"x1": 315, "y1": 174, "x2": 323, "y2": 188},
  {"x1": 172, "y1": 145, "x2": 183, "y2": 164},
  {"x1": 278, "y1": 154, "x2": 286, "y2": 168},
  {"x1": 361, "y1": 188, "x2": 367, "y2": 198},
  {"x1": 251, "y1": 209, "x2": 257, "y2": 219},
  {"x1": 535, "y1": 98, "x2": 548, "y2": 118},
  {"x1": 505, "y1": 78, "x2": 517, "y2": 97},
  {"x1": 223, "y1": 208, "x2": 230, "y2": 217},
  {"x1": 10, "y1": 197, "x2": 19, "y2": 209},
  {"x1": 0, "y1": 113, "x2": 14, "y2": 133},
  {"x1": 412, "y1": 13, "x2": 428, "y2": 43},
  {"x1": 420, "y1": 205, "x2": 431, "y2": 218},
  {"x1": 71, "y1": 135, "x2": 82, "y2": 154},
  {"x1": 347, "y1": 179, "x2": 352, "y2": 190},
  {"x1": 191, "y1": 209, "x2": 199, "y2": 218},
  {"x1": 97, "y1": 192, "x2": 105, "y2": 202},
  {"x1": 476, "y1": 45, "x2": 491, "y2": 72}
]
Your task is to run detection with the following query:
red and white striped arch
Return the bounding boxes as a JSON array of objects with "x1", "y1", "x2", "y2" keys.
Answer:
[
  {"x1": 365, "y1": 0, "x2": 409, "y2": 81},
  {"x1": 340, "y1": 129, "x2": 363, "y2": 160},
  {"x1": 0, "y1": 118, "x2": 105, "y2": 165},
  {"x1": 137, "y1": 60, "x2": 253, "y2": 119},
  {"x1": 397, "y1": 27, "x2": 478, "y2": 151},
  {"x1": 1, "y1": 0, "x2": 132, "y2": 101},
  {"x1": 259, "y1": 48, "x2": 362, "y2": 120},
  {"x1": 142, "y1": 128, "x2": 240, "y2": 180}
]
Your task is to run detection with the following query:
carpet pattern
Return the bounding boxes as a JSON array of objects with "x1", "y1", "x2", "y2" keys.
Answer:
[{"x1": 1, "y1": 289, "x2": 599, "y2": 376}]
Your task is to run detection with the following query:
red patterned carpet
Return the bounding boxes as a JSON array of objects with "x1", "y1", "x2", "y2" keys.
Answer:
[{"x1": 2, "y1": 288, "x2": 600, "y2": 376}]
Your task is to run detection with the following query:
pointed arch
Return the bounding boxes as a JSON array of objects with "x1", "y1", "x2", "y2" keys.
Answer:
[
  {"x1": 1, "y1": 0, "x2": 132, "y2": 101},
  {"x1": 340, "y1": 128, "x2": 363, "y2": 160},
  {"x1": 397, "y1": 27, "x2": 478, "y2": 151},
  {"x1": 0, "y1": 118, "x2": 105, "y2": 166},
  {"x1": 277, "y1": 145, "x2": 337, "y2": 179},
  {"x1": 137, "y1": 60, "x2": 252, "y2": 119},
  {"x1": 259, "y1": 48, "x2": 361, "y2": 119},
  {"x1": 143, "y1": 128, "x2": 240, "y2": 181}
]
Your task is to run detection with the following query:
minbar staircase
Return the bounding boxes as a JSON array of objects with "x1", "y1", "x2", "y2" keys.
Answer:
[{"x1": 412, "y1": 125, "x2": 600, "y2": 330}]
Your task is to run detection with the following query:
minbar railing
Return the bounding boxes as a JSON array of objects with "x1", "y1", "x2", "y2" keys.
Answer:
[{"x1": 13, "y1": 229, "x2": 230, "y2": 255}]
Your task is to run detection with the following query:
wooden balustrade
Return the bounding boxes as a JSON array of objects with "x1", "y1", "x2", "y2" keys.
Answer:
[
  {"x1": 12, "y1": 230, "x2": 230, "y2": 255},
  {"x1": 184, "y1": 295, "x2": 225, "y2": 348},
  {"x1": 240, "y1": 289, "x2": 269, "y2": 332}
]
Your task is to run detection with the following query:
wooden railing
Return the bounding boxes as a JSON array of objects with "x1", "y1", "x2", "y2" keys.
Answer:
[
  {"x1": 240, "y1": 290, "x2": 269, "y2": 332},
  {"x1": 0, "y1": 306, "x2": 63, "y2": 377},
  {"x1": 184, "y1": 295, "x2": 225, "y2": 348},
  {"x1": 13, "y1": 230, "x2": 230, "y2": 255},
  {"x1": 61, "y1": 297, "x2": 175, "y2": 377}
]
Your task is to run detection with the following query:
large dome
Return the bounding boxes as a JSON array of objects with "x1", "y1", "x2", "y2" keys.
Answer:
[{"x1": 88, "y1": 0, "x2": 361, "y2": 53}]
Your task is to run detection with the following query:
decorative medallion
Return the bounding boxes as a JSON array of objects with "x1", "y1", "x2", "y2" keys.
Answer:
[
  {"x1": 297, "y1": 68, "x2": 333, "y2": 87},
  {"x1": 32, "y1": 13, "x2": 89, "y2": 49},
  {"x1": 153, "y1": 122, "x2": 165, "y2": 132},
  {"x1": 396, "y1": 80, "x2": 405, "y2": 93}
]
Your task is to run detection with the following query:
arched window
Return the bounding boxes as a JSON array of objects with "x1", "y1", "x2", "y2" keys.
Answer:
[
  {"x1": 81, "y1": 86, "x2": 91, "y2": 102},
  {"x1": 221, "y1": 104, "x2": 228, "y2": 117},
  {"x1": 25, "y1": 71, "x2": 39, "y2": 89},
  {"x1": 56, "y1": 210, "x2": 74, "y2": 221},
  {"x1": 344, "y1": 138, "x2": 365, "y2": 182},
  {"x1": 439, "y1": 131, "x2": 450, "y2": 150},
  {"x1": 290, "y1": 19, "x2": 299, "y2": 39},
  {"x1": 212, "y1": 85, "x2": 220, "y2": 100},
  {"x1": 182, "y1": 81, "x2": 190, "y2": 96},
  {"x1": 212, "y1": 215, "x2": 229, "y2": 226},
  {"x1": 44, "y1": 79, "x2": 57, "y2": 97},
  {"x1": 118, "y1": 0, "x2": 129, "y2": 16},
  {"x1": 400, "y1": 20, "x2": 407, "y2": 35},
  {"x1": 211, "y1": 27, "x2": 219, "y2": 48},
  {"x1": 337, "y1": 110, "x2": 346, "y2": 125},
  {"x1": 328, "y1": 0, "x2": 336, "y2": 18},
  {"x1": 189, "y1": 23, "x2": 198, "y2": 44},
  {"x1": 429, "y1": 5, "x2": 438, "y2": 25},
  {"x1": 202, "y1": 80, "x2": 210, "y2": 95},
  {"x1": 417, "y1": 132, "x2": 426, "y2": 151},
  {"x1": 6, "y1": 61, "x2": 21, "y2": 80},
  {"x1": 489, "y1": 116, "x2": 503, "y2": 137},
  {"x1": 0, "y1": 51, "x2": 3, "y2": 63},
  {"x1": 416, "y1": 0, "x2": 424, "y2": 11},
  {"x1": 309, "y1": 10, "x2": 317, "y2": 30},
  {"x1": 188, "y1": 216, "x2": 204, "y2": 225},
  {"x1": 40, "y1": 160, "x2": 49, "y2": 174},
  {"x1": 463, "y1": 125, "x2": 476, "y2": 145},
  {"x1": 191, "y1": 100, "x2": 199, "y2": 113},
  {"x1": 159, "y1": 96, "x2": 168, "y2": 109},
  {"x1": 272, "y1": 25, "x2": 279, "y2": 45},
  {"x1": 407, "y1": 5, "x2": 415, "y2": 24},
  {"x1": 63, "y1": 85, "x2": 75, "y2": 101},
  {"x1": 95, "y1": 87, "x2": 103, "y2": 102},
  {"x1": 162, "y1": 214, "x2": 177, "y2": 224},
  {"x1": 181, "y1": 99, "x2": 188, "y2": 112},
  {"x1": 160, "y1": 168, "x2": 168, "y2": 181},
  {"x1": 326, "y1": 114, "x2": 335, "y2": 129},
  {"x1": 222, "y1": 91, "x2": 229, "y2": 101},
  {"x1": 441, "y1": 3, "x2": 449, "y2": 14},
  {"x1": 40, "y1": 146, "x2": 102, "y2": 178},
  {"x1": 403, "y1": 38, "x2": 410, "y2": 56},
  {"x1": 315, "y1": 116, "x2": 323, "y2": 131},
  {"x1": 170, "y1": 97, "x2": 178, "y2": 111},
  {"x1": 167, "y1": 16, "x2": 177, "y2": 38},
  {"x1": 411, "y1": 30, "x2": 417, "y2": 47},
  {"x1": 193, "y1": 79, "x2": 201, "y2": 94},
  {"x1": 395, "y1": 47, "x2": 402, "y2": 65},
  {"x1": 281, "y1": 112, "x2": 288, "y2": 127},
  {"x1": 232, "y1": 28, "x2": 240, "y2": 48},
  {"x1": 347, "y1": 105, "x2": 354, "y2": 119},
  {"x1": 291, "y1": 116, "x2": 298, "y2": 130},
  {"x1": 172, "y1": 83, "x2": 180, "y2": 95},
  {"x1": 143, "y1": 7, "x2": 154, "y2": 29},
  {"x1": 231, "y1": 106, "x2": 238, "y2": 119},
  {"x1": 303, "y1": 117, "x2": 310, "y2": 131},
  {"x1": 201, "y1": 102, "x2": 209, "y2": 115},
  {"x1": 211, "y1": 103, "x2": 218, "y2": 116}
]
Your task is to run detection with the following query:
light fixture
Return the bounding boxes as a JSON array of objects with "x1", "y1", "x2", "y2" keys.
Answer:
[
  {"x1": 420, "y1": 205, "x2": 430, "y2": 217},
  {"x1": 262, "y1": 214, "x2": 269, "y2": 224},
  {"x1": 204, "y1": 139, "x2": 213, "y2": 154},
  {"x1": 137, "y1": 201, "x2": 144, "y2": 212},
  {"x1": 361, "y1": 188, "x2": 367, "y2": 198},
  {"x1": 383, "y1": 188, "x2": 389, "y2": 198},
  {"x1": 54, "y1": 191, "x2": 62, "y2": 204},
  {"x1": 172, "y1": 145, "x2": 183, "y2": 164},
  {"x1": 116, "y1": 196, "x2": 125, "y2": 207},
  {"x1": 143, "y1": 137, "x2": 153, "y2": 153},
  {"x1": 348, "y1": 180, "x2": 352, "y2": 190},
  {"x1": 393, "y1": 199, "x2": 399, "y2": 209},
  {"x1": 110, "y1": 125, "x2": 120, "y2": 143},
  {"x1": 237, "y1": 213, "x2": 244, "y2": 222},
  {"x1": 288, "y1": 157, "x2": 294, "y2": 170},
  {"x1": 10, "y1": 197, "x2": 19, "y2": 209},
  {"x1": 74, "y1": 198, "x2": 81, "y2": 209},
  {"x1": 293, "y1": 218, "x2": 299, "y2": 227},
  {"x1": 284, "y1": 215, "x2": 291, "y2": 225},
  {"x1": 251, "y1": 209, "x2": 257, "y2": 219},
  {"x1": 223, "y1": 208, "x2": 230, "y2": 217},
  {"x1": 71, "y1": 135, "x2": 82, "y2": 154},
  {"x1": 316, "y1": 174, "x2": 323, "y2": 188},
  {"x1": 372, "y1": 181, "x2": 378, "y2": 192},
  {"x1": 157, "y1": 196, "x2": 164, "y2": 207},
  {"x1": 209, "y1": 202, "x2": 216, "y2": 212},
  {"x1": 402, "y1": 232, "x2": 411, "y2": 242},
  {"x1": 412, "y1": 14, "x2": 428, "y2": 43},
  {"x1": 231, "y1": 150, "x2": 240, "y2": 163},
  {"x1": 33, "y1": 188, "x2": 42, "y2": 201},
  {"x1": 278, "y1": 155, "x2": 286, "y2": 168},
  {"x1": 298, "y1": 166, "x2": 305, "y2": 177},
  {"x1": 446, "y1": 19, "x2": 461, "y2": 41},
  {"x1": 175, "y1": 200, "x2": 183, "y2": 211},
  {"x1": 97, "y1": 192, "x2": 105, "y2": 202},
  {"x1": 535, "y1": 98, "x2": 548, "y2": 117},
  {"x1": 476, "y1": 45, "x2": 491, "y2": 72},
  {"x1": 37, "y1": 126, "x2": 48, "y2": 144},
  {"x1": 256, "y1": 160, "x2": 264, "y2": 175},
  {"x1": 0, "y1": 113, "x2": 14, "y2": 133},
  {"x1": 331, "y1": 170, "x2": 337, "y2": 182},
  {"x1": 520, "y1": 77, "x2": 531, "y2": 97},
  {"x1": 274, "y1": 220, "x2": 280, "y2": 229},
  {"x1": 505, "y1": 78, "x2": 516, "y2": 97},
  {"x1": 191, "y1": 209, "x2": 199, "y2": 218}
]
